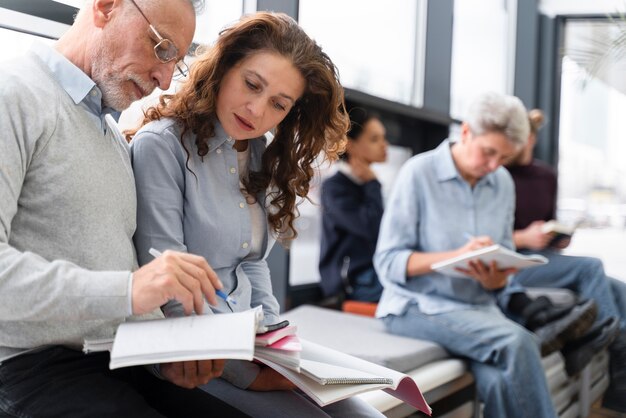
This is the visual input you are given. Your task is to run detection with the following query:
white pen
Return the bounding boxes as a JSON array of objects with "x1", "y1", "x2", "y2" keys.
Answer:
[{"x1": 148, "y1": 247, "x2": 237, "y2": 305}]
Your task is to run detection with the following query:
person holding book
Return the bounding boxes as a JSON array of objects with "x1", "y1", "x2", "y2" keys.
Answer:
[
  {"x1": 319, "y1": 108, "x2": 388, "y2": 303},
  {"x1": 0, "y1": 0, "x2": 252, "y2": 417},
  {"x1": 506, "y1": 109, "x2": 626, "y2": 412},
  {"x1": 373, "y1": 92, "x2": 595, "y2": 418},
  {"x1": 130, "y1": 12, "x2": 384, "y2": 418}
]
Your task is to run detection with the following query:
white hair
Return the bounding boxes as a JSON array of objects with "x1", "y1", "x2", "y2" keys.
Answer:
[{"x1": 465, "y1": 92, "x2": 529, "y2": 147}]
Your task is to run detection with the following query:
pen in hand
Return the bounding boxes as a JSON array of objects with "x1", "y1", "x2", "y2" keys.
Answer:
[{"x1": 148, "y1": 248, "x2": 237, "y2": 305}]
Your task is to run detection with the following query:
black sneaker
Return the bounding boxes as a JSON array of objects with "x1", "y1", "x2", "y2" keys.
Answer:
[
  {"x1": 534, "y1": 299, "x2": 597, "y2": 356},
  {"x1": 561, "y1": 316, "x2": 619, "y2": 376}
]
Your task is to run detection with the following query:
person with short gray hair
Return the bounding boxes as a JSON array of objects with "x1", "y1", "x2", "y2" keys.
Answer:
[
  {"x1": 0, "y1": 0, "x2": 248, "y2": 416},
  {"x1": 373, "y1": 92, "x2": 594, "y2": 418},
  {"x1": 465, "y1": 91, "x2": 530, "y2": 147}
]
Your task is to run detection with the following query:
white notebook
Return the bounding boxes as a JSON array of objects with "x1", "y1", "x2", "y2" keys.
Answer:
[
  {"x1": 300, "y1": 359, "x2": 393, "y2": 385},
  {"x1": 108, "y1": 308, "x2": 260, "y2": 369},
  {"x1": 431, "y1": 244, "x2": 548, "y2": 278},
  {"x1": 255, "y1": 339, "x2": 431, "y2": 415}
]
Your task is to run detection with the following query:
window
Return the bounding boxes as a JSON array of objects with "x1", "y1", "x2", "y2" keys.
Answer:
[
  {"x1": 298, "y1": 0, "x2": 425, "y2": 106},
  {"x1": 450, "y1": 0, "x2": 517, "y2": 119}
]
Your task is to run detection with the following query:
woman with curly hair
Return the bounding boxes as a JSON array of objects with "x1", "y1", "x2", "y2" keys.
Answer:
[{"x1": 129, "y1": 11, "x2": 383, "y2": 418}]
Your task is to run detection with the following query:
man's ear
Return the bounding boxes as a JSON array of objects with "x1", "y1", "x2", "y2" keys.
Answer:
[
  {"x1": 460, "y1": 122, "x2": 472, "y2": 143},
  {"x1": 92, "y1": 0, "x2": 118, "y2": 28}
]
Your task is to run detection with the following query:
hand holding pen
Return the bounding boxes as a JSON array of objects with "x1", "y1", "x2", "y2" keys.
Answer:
[
  {"x1": 461, "y1": 232, "x2": 493, "y2": 252},
  {"x1": 149, "y1": 248, "x2": 236, "y2": 305},
  {"x1": 130, "y1": 248, "x2": 225, "y2": 316}
]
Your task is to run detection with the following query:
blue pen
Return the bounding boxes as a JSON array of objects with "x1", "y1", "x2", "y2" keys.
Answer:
[{"x1": 148, "y1": 248, "x2": 237, "y2": 305}]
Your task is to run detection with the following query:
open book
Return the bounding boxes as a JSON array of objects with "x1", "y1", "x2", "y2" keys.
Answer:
[
  {"x1": 431, "y1": 244, "x2": 548, "y2": 278},
  {"x1": 107, "y1": 308, "x2": 261, "y2": 369},
  {"x1": 255, "y1": 339, "x2": 431, "y2": 415},
  {"x1": 541, "y1": 220, "x2": 577, "y2": 247}
]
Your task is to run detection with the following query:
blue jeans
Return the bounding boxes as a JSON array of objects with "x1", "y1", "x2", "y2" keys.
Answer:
[
  {"x1": 383, "y1": 304, "x2": 557, "y2": 418},
  {"x1": 349, "y1": 268, "x2": 384, "y2": 302},
  {"x1": 511, "y1": 251, "x2": 626, "y2": 332}
]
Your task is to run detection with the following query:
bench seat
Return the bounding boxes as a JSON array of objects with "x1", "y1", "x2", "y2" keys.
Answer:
[{"x1": 283, "y1": 305, "x2": 609, "y2": 417}]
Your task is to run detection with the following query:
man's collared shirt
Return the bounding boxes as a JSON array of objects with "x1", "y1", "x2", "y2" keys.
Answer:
[{"x1": 31, "y1": 42, "x2": 120, "y2": 134}]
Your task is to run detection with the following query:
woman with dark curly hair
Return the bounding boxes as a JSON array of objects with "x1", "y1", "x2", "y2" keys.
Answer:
[{"x1": 128, "y1": 11, "x2": 383, "y2": 418}]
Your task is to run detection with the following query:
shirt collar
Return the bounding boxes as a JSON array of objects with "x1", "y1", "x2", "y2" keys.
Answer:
[
  {"x1": 30, "y1": 42, "x2": 120, "y2": 123},
  {"x1": 433, "y1": 139, "x2": 495, "y2": 187},
  {"x1": 208, "y1": 120, "x2": 268, "y2": 157}
]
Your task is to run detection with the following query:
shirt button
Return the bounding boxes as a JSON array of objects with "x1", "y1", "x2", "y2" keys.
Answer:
[
  {"x1": 90, "y1": 89, "x2": 98, "y2": 97},
  {"x1": 230, "y1": 167, "x2": 236, "y2": 174},
  {"x1": 242, "y1": 242, "x2": 249, "y2": 249},
  {"x1": 239, "y1": 202, "x2": 245, "y2": 208},
  {"x1": 216, "y1": 149, "x2": 222, "y2": 154}
]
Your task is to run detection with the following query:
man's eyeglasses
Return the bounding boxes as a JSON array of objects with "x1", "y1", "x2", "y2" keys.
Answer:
[{"x1": 128, "y1": 0, "x2": 189, "y2": 79}]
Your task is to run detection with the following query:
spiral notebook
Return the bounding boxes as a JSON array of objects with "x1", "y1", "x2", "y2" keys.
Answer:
[
  {"x1": 255, "y1": 339, "x2": 431, "y2": 415},
  {"x1": 300, "y1": 359, "x2": 393, "y2": 385}
]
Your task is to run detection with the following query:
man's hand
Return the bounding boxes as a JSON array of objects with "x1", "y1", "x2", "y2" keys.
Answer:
[
  {"x1": 247, "y1": 366, "x2": 296, "y2": 392},
  {"x1": 132, "y1": 250, "x2": 222, "y2": 315},
  {"x1": 160, "y1": 359, "x2": 226, "y2": 389}
]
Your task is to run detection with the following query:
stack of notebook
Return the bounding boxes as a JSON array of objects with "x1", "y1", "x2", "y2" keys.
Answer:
[
  {"x1": 83, "y1": 308, "x2": 431, "y2": 415},
  {"x1": 254, "y1": 325, "x2": 301, "y2": 371}
]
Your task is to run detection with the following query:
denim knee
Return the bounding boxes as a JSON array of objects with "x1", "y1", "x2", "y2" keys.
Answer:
[
  {"x1": 579, "y1": 256, "x2": 604, "y2": 274},
  {"x1": 497, "y1": 327, "x2": 540, "y2": 365}
]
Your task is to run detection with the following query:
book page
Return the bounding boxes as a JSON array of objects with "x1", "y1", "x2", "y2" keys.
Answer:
[
  {"x1": 109, "y1": 308, "x2": 259, "y2": 369},
  {"x1": 431, "y1": 244, "x2": 548, "y2": 278},
  {"x1": 257, "y1": 339, "x2": 431, "y2": 415}
]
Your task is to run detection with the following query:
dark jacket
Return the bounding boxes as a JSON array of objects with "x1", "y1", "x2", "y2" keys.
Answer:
[{"x1": 318, "y1": 171, "x2": 384, "y2": 297}]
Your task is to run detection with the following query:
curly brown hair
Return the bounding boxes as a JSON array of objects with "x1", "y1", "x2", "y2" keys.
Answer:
[{"x1": 126, "y1": 12, "x2": 349, "y2": 239}]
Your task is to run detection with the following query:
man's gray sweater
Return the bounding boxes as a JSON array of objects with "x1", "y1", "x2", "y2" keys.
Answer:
[{"x1": 0, "y1": 50, "x2": 151, "y2": 362}]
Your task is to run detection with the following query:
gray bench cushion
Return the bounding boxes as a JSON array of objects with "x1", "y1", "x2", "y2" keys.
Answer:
[{"x1": 282, "y1": 305, "x2": 449, "y2": 373}]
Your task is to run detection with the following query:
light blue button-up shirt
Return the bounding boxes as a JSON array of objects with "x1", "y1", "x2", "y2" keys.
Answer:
[
  {"x1": 31, "y1": 42, "x2": 120, "y2": 133},
  {"x1": 130, "y1": 118, "x2": 280, "y2": 324},
  {"x1": 375, "y1": 139, "x2": 518, "y2": 317}
]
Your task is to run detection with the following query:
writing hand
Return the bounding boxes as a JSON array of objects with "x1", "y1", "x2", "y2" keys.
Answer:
[
  {"x1": 132, "y1": 250, "x2": 222, "y2": 315},
  {"x1": 459, "y1": 235, "x2": 493, "y2": 253}
]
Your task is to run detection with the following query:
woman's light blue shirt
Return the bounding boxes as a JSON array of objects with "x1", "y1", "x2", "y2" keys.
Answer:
[
  {"x1": 374, "y1": 140, "x2": 518, "y2": 317},
  {"x1": 131, "y1": 118, "x2": 280, "y2": 323}
]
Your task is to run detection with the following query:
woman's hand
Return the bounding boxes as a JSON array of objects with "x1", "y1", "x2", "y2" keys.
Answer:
[
  {"x1": 515, "y1": 221, "x2": 552, "y2": 250},
  {"x1": 457, "y1": 260, "x2": 517, "y2": 290},
  {"x1": 457, "y1": 235, "x2": 493, "y2": 253},
  {"x1": 350, "y1": 157, "x2": 377, "y2": 182},
  {"x1": 247, "y1": 366, "x2": 296, "y2": 391}
]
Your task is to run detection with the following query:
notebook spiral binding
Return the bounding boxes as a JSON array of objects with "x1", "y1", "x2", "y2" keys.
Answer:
[{"x1": 321, "y1": 377, "x2": 393, "y2": 385}]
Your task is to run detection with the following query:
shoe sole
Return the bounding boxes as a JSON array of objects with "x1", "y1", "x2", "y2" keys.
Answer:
[
  {"x1": 563, "y1": 317, "x2": 620, "y2": 376},
  {"x1": 539, "y1": 301, "x2": 598, "y2": 356}
]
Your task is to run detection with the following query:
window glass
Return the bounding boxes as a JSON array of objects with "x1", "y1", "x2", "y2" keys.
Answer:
[
  {"x1": 298, "y1": 0, "x2": 421, "y2": 105},
  {"x1": 450, "y1": 0, "x2": 515, "y2": 119},
  {"x1": 0, "y1": 27, "x2": 55, "y2": 63},
  {"x1": 193, "y1": 0, "x2": 244, "y2": 45}
]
